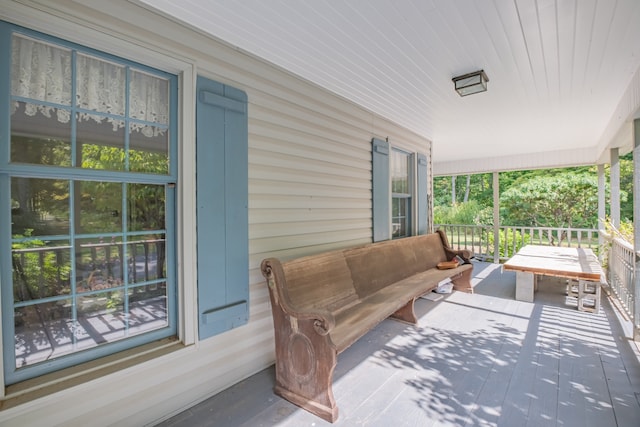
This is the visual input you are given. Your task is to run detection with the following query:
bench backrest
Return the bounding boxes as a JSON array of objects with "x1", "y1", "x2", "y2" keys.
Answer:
[
  {"x1": 281, "y1": 250, "x2": 358, "y2": 313},
  {"x1": 345, "y1": 233, "x2": 448, "y2": 297},
  {"x1": 278, "y1": 232, "x2": 450, "y2": 312}
]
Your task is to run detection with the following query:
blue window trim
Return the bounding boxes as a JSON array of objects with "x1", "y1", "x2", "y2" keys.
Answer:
[{"x1": 0, "y1": 20, "x2": 178, "y2": 384}]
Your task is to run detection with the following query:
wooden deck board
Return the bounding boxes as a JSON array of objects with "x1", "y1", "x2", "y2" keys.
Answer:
[{"x1": 155, "y1": 262, "x2": 640, "y2": 427}]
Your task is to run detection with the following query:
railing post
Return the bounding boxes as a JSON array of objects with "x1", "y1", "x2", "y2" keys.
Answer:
[
  {"x1": 493, "y1": 171, "x2": 500, "y2": 263},
  {"x1": 611, "y1": 147, "x2": 621, "y2": 229},
  {"x1": 598, "y1": 164, "x2": 606, "y2": 262},
  {"x1": 633, "y1": 119, "x2": 640, "y2": 341}
]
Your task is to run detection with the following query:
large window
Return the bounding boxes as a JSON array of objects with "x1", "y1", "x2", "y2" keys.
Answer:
[
  {"x1": 1, "y1": 23, "x2": 177, "y2": 384},
  {"x1": 391, "y1": 148, "x2": 412, "y2": 238}
]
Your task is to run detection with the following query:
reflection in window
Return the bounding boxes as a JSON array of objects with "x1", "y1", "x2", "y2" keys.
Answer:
[
  {"x1": 11, "y1": 102, "x2": 72, "y2": 166},
  {"x1": 9, "y1": 176, "x2": 170, "y2": 370}
]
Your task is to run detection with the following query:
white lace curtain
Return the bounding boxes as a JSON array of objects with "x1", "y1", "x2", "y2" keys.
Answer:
[{"x1": 11, "y1": 34, "x2": 168, "y2": 137}]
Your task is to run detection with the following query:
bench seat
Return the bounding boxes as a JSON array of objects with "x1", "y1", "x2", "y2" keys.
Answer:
[{"x1": 331, "y1": 267, "x2": 469, "y2": 352}]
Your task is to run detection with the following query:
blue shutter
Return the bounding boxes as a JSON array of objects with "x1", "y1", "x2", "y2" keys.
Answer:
[
  {"x1": 196, "y1": 76, "x2": 249, "y2": 340},
  {"x1": 416, "y1": 152, "x2": 429, "y2": 235},
  {"x1": 372, "y1": 138, "x2": 390, "y2": 242}
]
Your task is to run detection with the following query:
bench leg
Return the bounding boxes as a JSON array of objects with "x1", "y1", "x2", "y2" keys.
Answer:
[
  {"x1": 451, "y1": 268, "x2": 474, "y2": 293},
  {"x1": 390, "y1": 298, "x2": 417, "y2": 324},
  {"x1": 272, "y1": 318, "x2": 339, "y2": 423}
]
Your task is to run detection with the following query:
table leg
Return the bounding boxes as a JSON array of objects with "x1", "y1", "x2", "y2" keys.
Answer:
[
  {"x1": 577, "y1": 280, "x2": 601, "y2": 313},
  {"x1": 515, "y1": 271, "x2": 535, "y2": 302}
]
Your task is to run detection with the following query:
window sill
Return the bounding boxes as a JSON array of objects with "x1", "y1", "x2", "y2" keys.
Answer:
[{"x1": 1, "y1": 337, "x2": 183, "y2": 411}]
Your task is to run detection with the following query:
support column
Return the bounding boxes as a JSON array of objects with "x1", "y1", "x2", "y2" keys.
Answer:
[
  {"x1": 633, "y1": 120, "x2": 640, "y2": 341},
  {"x1": 451, "y1": 176, "x2": 456, "y2": 206},
  {"x1": 611, "y1": 147, "x2": 620, "y2": 228},
  {"x1": 493, "y1": 171, "x2": 500, "y2": 264},
  {"x1": 597, "y1": 164, "x2": 606, "y2": 264}
]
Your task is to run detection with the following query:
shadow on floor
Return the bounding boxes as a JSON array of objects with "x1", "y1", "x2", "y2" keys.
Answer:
[{"x1": 156, "y1": 263, "x2": 640, "y2": 427}]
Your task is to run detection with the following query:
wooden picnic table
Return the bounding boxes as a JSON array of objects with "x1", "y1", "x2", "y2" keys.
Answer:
[{"x1": 503, "y1": 245, "x2": 605, "y2": 312}]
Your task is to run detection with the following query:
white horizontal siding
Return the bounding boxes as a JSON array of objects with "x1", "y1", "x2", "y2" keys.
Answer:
[
  {"x1": 0, "y1": 1, "x2": 431, "y2": 426},
  {"x1": 250, "y1": 207, "x2": 371, "y2": 224}
]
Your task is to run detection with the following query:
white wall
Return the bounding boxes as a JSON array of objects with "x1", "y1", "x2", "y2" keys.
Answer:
[{"x1": 0, "y1": 1, "x2": 431, "y2": 425}]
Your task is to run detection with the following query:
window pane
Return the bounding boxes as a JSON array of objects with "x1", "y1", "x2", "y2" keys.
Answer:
[
  {"x1": 129, "y1": 124, "x2": 169, "y2": 174},
  {"x1": 14, "y1": 300, "x2": 73, "y2": 368},
  {"x1": 128, "y1": 283, "x2": 168, "y2": 334},
  {"x1": 11, "y1": 34, "x2": 72, "y2": 106},
  {"x1": 392, "y1": 150, "x2": 409, "y2": 194},
  {"x1": 77, "y1": 181, "x2": 122, "y2": 234},
  {"x1": 75, "y1": 238, "x2": 124, "y2": 293},
  {"x1": 127, "y1": 234, "x2": 166, "y2": 284},
  {"x1": 11, "y1": 101, "x2": 71, "y2": 166},
  {"x1": 76, "y1": 54, "x2": 125, "y2": 116},
  {"x1": 78, "y1": 113, "x2": 125, "y2": 171},
  {"x1": 77, "y1": 290, "x2": 126, "y2": 347},
  {"x1": 13, "y1": 242, "x2": 71, "y2": 302},
  {"x1": 392, "y1": 197, "x2": 409, "y2": 238},
  {"x1": 129, "y1": 70, "x2": 169, "y2": 124},
  {"x1": 128, "y1": 184, "x2": 165, "y2": 231},
  {"x1": 11, "y1": 177, "x2": 70, "y2": 237}
]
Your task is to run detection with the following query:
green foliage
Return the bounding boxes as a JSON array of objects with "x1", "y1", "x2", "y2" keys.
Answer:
[
  {"x1": 433, "y1": 173, "x2": 493, "y2": 207},
  {"x1": 434, "y1": 200, "x2": 481, "y2": 224},
  {"x1": 12, "y1": 230, "x2": 71, "y2": 302},
  {"x1": 487, "y1": 228, "x2": 531, "y2": 258},
  {"x1": 500, "y1": 172, "x2": 602, "y2": 228},
  {"x1": 106, "y1": 292, "x2": 123, "y2": 311},
  {"x1": 434, "y1": 162, "x2": 633, "y2": 232},
  {"x1": 81, "y1": 145, "x2": 125, "y2": 171},
  {"x1": 604, "y1": 217, "x2": 634, "y2": 244}
]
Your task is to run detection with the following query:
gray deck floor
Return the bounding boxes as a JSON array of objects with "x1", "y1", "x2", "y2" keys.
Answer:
[{"x1": 157, "y1": 261, "x2": 640, "y2": 427}]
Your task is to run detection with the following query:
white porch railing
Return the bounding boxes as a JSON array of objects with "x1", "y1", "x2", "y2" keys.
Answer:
[
  {"x1": 435, "y1": 224, "x2": 600, "y2": 262},
  {"x1": 601, "y1": 230, "x2": 638, "y2": 335},
  {"x1": 436, "y1": 223, "x2": 639, "y2": 339}
]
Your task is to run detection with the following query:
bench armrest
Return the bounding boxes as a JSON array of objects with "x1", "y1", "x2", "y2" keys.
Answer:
[
  {"x1": 437, "y1": 229, "x2": 472, "y2": 262},
  {"x1": 261, "y1": 258, "x2": 336, "y2": 335},
  {"x1": 444, "y1": 247, "x2": 472, "y2": 262}
]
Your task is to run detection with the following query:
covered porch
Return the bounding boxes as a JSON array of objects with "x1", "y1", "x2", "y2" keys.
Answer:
[
  {"x1": 2, "y1": 2, "x2": 640, "y2": 426},
  {"x1": 159, "y1": 261, "x2": 640, "y2": 426}
]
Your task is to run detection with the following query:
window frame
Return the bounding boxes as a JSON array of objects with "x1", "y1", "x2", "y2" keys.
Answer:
[
  {"x1": 391, "y1": 147, "x2": 413, "y2": 239},
  {"x1": 0, "y1": 21, "x2": 181, "y2": 385},
  {"x1": 372, "y1": 138, "x2": 428, "y2": 242}
]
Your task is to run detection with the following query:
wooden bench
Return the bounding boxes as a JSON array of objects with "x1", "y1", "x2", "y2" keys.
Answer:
[{"x1": 260, "y1": 230, "x2": 473, "y2": 422}]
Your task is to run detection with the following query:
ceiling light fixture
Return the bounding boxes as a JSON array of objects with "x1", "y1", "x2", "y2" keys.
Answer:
[{"x1": 452, "y1": 70, "x2": 489, "y2": 97}]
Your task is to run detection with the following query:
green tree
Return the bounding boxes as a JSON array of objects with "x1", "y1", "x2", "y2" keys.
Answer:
[
  {"x1": 500, "y1": 172, "x2": 603, "y2": 228},
  {"x1": 433, "y1": 173, "x2": 493, "y2": 207},
  {"x1": 434, "y1": 200, "x2": 492, "y2": 225}
]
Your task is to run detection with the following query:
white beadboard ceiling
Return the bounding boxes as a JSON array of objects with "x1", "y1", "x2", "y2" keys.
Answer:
[{"x1": 140, "y1": 0, "x2": 640, "y2": 175}]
